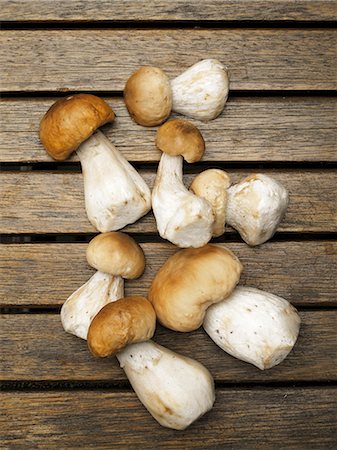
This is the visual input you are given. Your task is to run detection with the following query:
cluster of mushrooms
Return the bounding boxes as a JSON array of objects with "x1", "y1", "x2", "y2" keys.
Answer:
[{"x1": 39, "y1": 59, "x2": 301, "y2": 430}]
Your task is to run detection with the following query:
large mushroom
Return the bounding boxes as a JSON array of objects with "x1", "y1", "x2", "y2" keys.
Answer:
[
  {"x1": 149, "y1": 244, "x2": 243, "y2": 332},
  {"x1": 171, "y1": 59, "x2": 229, "y2": 121},
  {"x1": 117, "y1": 341, "x2": 215, "y2": 430},
  {"x1": 61, "y1": 232, "x2": 145, "y2": 339},
  {"x1": 40, "y1": 94, "x2": 151, "y2": 232},
  {"x1": 203, "y1": 286, "x2": 301, "y2": 370},
  {"x1": 152, "y1": 119, "x2": 214, "y2": 248}
]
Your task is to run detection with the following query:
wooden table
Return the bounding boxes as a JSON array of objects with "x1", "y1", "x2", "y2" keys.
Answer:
[{"x1": 1, "y1": 1, "x2": 336, "y2": 448}]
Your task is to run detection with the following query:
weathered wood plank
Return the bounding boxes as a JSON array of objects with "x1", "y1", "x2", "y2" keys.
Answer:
[
  {"x1": 0, "y1": 242, "x2": 336, "y2": 307},
  {"x1": 1, "y1": 96, "x2": 336, "y2": 162},
  {"x1": 1, "y1": 29, "x2": 336, "y2": 92},
  {"x1": 1, "y1": 388, "x2": 336, "y2": 448},
  {"x1": 2, "y1": 0, "x2": 337, "y2": 22},
  {"x1": 0, "y1": 312, "x2": 336, "y2": 382},
  {"x1": 1, "y1": 170, "x2": 336, "y2": 233}
]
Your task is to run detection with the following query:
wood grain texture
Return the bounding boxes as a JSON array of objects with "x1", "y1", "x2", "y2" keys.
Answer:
[
  {"x1": 1, "y1": 29, "x2": 336, "y2": 92},
  {"x1": 2, "y1": 0, "x2": 337, "y2": 22},
  {"x1": 1, "y1": 170, "x2": 336, "y2": 233},
  {"x1": 1, "y1": 96, "x2": 336, "y2": 163},
  {"x1": 1, "y1": 388, "x2": 336, "y2": 448},
  {"x1": 1, "y1": 242, "x2": 336, "y2": 307},
  {"x1": 1, "y1": 312, "x2": 336, "y2": 382}
]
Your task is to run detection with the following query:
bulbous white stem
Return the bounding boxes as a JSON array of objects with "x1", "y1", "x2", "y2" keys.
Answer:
[
  {"x1": 203, "y1": 286, "x2": 301, "y2": 370},
  {"x1": 152, "y1": 153, "x2": 214, "y2": 248},
  {"x1": 171, "y1": 59, "x2": 229, "y2": 121},
  {"x1": 61, "y1": 271, "x2": 124, "y2": 340},
  {"x1": 77, "y1": 130, "x2": 151, "y2": 232},
  {"x1": 117, "y1": 341, "x2": 215, "y2": 430},
  {"x1": 226, "y1": 174, "x2": 289, "y2": 246}
]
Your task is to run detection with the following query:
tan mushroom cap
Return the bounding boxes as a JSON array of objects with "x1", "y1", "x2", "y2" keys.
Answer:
[
  {"x1": 124, "y1": 66, "x2": 172, "y2": 127},
  {"x1": 190, "y1": 169, "x2": 231, "y2": 237},
  {"x1": 39, "y1": 94, "x2": 115, "y2": 161},
  {"x1": 148, "y1": 244, "x2": 243, "y2": 332},
  {"x1": 87, "y1": 296, "x2": 156, "y2": 357},
  {"x1": 86, "y1": 232, "x2": 145, "y2": 279},
  {"x1": 156, "y1": 119, "x2": 205, "y2": 163}
]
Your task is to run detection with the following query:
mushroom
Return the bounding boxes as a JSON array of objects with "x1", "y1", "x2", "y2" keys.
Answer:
[
  {"x1": 203, "y1": 286, "x2": 301, "y2": 370},
  {"x1": 88, "y1": 296, "x2": 156, "y2": 357},
  {"x1": 61, "y1": 232, "x2": 145, "y2": 339},
  {"x1": 40, "y1": 94, "x2": 151, "y2": 232},
  {"x1": 226, "y1": 174, "x2": 289, "y2": 246},
  {"x1": 190, "y1": 169, "x2": 231, "y2": 237},
  {"x1": 124, "y1": 66, "x2": 172, "y2": 126},
  {"x1": 152, "y1": 121, "x2": 214, "y2": 248},
  {"x1": 117, "y1": 341, "x2": 215, "y2": 430},
  {"x1": 171, "y1": 59, "x2": 229, "y2": 121},
  {"x1": 149, "y1": 244, "x2": 243, "y2": 332}
]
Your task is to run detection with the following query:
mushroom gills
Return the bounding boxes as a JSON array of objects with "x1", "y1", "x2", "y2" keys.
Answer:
[
  {"x1": 152, "y1": 153, "x2": 214, "y2": 248},
  {"x1": 203, "y1": 286, "x2": 301, "y2": 370},
  {"x1": 77, "y1": 130, "x2": 151, "y2": 232},
  {"x1": 60, "y1": 271, "x2": 124, "y2": 340},
  {"x1": 117, "y1": 341, "x2": 215, "y2": 430}
]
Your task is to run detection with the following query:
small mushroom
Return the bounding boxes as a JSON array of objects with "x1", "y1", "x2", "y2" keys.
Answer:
[
  {"x1": 152, "y1": 121, "x2": 213, "y2": 248},
  {"x1": 88, "y1": 296, "x2": 156, "y2": 357},
  {"x1": 190, "y1": 169, "x2": 231, "y2": 237},
  {"x1": 156, "y1": 118, "x2": 205, "y2": 163},
  {"x1": 40, "y1": 94, "x2": 151, "y2": 232},
  {"x1": 203, "y1": 286, "x2": 301, "y2": 370},
  {"x1": 149, "y1": 244, "x2": 243, "y2": 332},
  {"x1": 117, "y1": 341, "x2": 215, "y2": 430},
  {"x1": 124, "y1": 66, "x2": 172, "y2": 126},
  {"x1": 226, "y1": 174, "x2": 289, "y2": 246},
  {"x1": 171, "y1": 59, "x2": 229, "y2": 121},
  {"x1": 61, "y1": 232, "x2": 145, "y2": 339}
]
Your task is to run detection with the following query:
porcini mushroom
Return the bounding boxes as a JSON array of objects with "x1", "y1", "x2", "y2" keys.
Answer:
[
  {"x1": 88, "y1": 296, "x2": 156, "y2": 357},
  {"x1": 40, "y1": 94, "x2": 151, "y2": 232},
  {"x1": 124, "y1": 66, "x2": 172, "y2": 126},
  {"x1": 171, "y1": 59, "x2": 229, "y2": 121},
  {"x1": 190, "y1": 169, "x2": 231, "y2": 237},
  {"x1": 226, "y1": 174, "x2": 289, "y2": 246},
  {"x1": 152, "y1": 121, "x2": 213, "y2": 248},
  {"x1": 61, "y1": 232, "x2": 145, "y2": 339},
  {"x1": 149, "y1": 244, "x2": 243, "y2": 332},
  {"x1": 117, "y1": 341, "x2": 215, "y2": 430},
  {"x1": 203, "y1": 286, "x2": 301, "y2": 370}
]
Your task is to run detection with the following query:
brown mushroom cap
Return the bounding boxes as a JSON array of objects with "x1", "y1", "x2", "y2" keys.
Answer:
[
  {"x1": 88, "y1": 296, "x2": 156, "y2": 357},
  {"x1": 39, "y1": 94, "x2": 115, "y2": 160},
  {"x1": 86, "y1": 232, "x2": 145, "y2": 279},
  {"x1": 156, "y1": 119, "x2": 205, "y2": 163},
  {"x1": 148, "y1": 244, "x2": 243, "y2": 332},
  {"x1": 124, "y1": 66, "x2": 172, "y2": 127}
]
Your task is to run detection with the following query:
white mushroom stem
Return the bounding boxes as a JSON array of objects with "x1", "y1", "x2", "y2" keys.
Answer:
[
  {"x1": 117, "y1": 341, "x2": 215, "y2": 430},
  {"x1": 152, "y1": 153, "x2": 214, "y2": 248},
  {"x1": 203, "y1": 286, "x2": 301, "y2": 370},
  {"x1": 171, "y1": 59, "x2": 229, "y2": 121},
  {"x1": 61, "y1": 271, "x2": 124, "y2": 340},
  {"x1": 226, "y1": 174, "x2": 289, "y2": 246},
  {"x1": 77, "y1": 130, "x2": 151, "y2": 232}
]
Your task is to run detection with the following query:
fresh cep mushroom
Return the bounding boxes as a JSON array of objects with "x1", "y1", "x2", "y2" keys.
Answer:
[
  {"x1": 117, "y1": 341, "x2": 215, "y2": 430},
  {"x1": 40, "y1": 94, "x2": 151, "y2": 232},
  {"x1": 60, "y1": 232, "x2": 145, "y2": 339},
  {"x1": 203, "y1": 286, "x2": 301, "y2": 370},
  {"x1": 171, "y1": 59, "x2": 229, "y2": 121},
  {"x1": 190, "y1": 169, "x2": 231, "y2": 237},
  {"x1": 152, "y1": 120, "x2": 214, "y2": 248},
  {"x1": 88, "y1": 296, "x2": 156, "y2": 357},
  {"x1": 124, "y1": 66, "x2": 172, "y2": 126},
  {"x1": 226, "y1": 173, "x2": 289, "y2": 246},
  {"x1": 149, "y1": 244, "x2": 243, "y2": 332}
]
